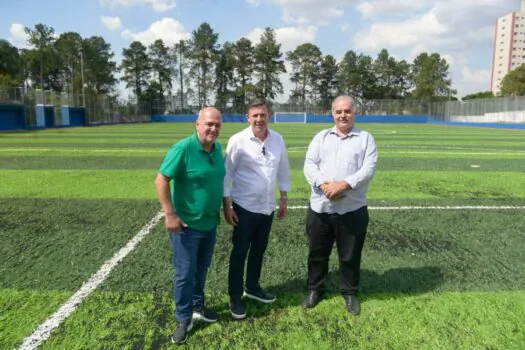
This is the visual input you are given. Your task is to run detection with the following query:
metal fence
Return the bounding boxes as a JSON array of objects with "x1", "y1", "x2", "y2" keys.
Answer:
[
  {"x1": 0, "y1": 86, "x2": 151, "y2": 127},
  {"x1": 430, "y1": 97, "x2": 525, "y2": 123},
  {"x1": 272, "y1": 99, "x2": 430, "y2": 116},
  {"x1": 4, "y1": 84, "x2": 525, "y2": 127}
]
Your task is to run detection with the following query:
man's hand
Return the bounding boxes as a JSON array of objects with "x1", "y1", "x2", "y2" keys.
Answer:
[
  {"x1": 321, "y1": 181, "x2": 350, "y2": 200},
  {"x1": 165, "y1": 213, "x2": 187, "y2": 233},
  {"x1": 223, "y1": 206, "x2": 239, "y2": 226},
  {"x1": 277, "y1": 197, "x2": 288, "y2": 219}
]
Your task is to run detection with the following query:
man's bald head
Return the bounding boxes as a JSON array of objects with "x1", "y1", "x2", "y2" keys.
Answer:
[{"x1": 196, "y1": 107, "x2": 222, "y2": 148}]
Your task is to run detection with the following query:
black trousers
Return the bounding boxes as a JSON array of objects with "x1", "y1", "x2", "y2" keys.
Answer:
[
  {"x1": 306, "y1": 206, "x2": 369, "y2": 295},
  {"x1": 228, "y1": 202, "x2": 274, "y2": 300}
]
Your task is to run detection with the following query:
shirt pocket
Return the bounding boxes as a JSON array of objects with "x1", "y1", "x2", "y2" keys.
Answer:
[{"x1": 342, "y1": 150, "x2": 362, "y2": 174}]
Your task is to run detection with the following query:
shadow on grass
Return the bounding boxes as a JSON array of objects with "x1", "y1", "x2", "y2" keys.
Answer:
[{"x1": 237, "y1": 266, "x2": 444, "y2": 318}]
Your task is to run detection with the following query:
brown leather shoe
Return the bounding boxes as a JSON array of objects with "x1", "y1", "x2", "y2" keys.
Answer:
[
  {"x1": 344, "y1": 295, "x2": 361, "y2": 315},
  {"x1": 302, "y1": 290, "x2": 322, "y2": 309}
]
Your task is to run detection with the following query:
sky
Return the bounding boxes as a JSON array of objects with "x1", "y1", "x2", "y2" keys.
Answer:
[{"x1": 0, "y1": 0, "x2": 520, "y2": 101}]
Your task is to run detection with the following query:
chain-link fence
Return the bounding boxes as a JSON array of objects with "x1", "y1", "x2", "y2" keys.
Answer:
[
  {"x1": 429, "y1": 97, "x2": 525, "y2": 123},
  {"x1": 1, "y1": 86, "x2": 151, "y2": 127},
  {"x1": 4, "y1": 84, "x2": 525, "y2": 128}
]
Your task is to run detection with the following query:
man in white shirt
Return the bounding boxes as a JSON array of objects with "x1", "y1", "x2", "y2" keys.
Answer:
[
  {"x1": 223, "y1": 99, "x2": 291, "y2": 320},
  {"x1": 303, "y1": 95, "x2": 378, "y2": 315}
]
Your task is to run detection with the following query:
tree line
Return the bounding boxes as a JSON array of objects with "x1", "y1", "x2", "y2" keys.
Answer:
[{"x1": 0, "y1": 21, "x2": 463, "y2": 112}]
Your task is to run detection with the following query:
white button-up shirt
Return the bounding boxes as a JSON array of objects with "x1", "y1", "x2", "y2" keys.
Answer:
[
  {"x1": 224, "y1": 127, "x2": 292, "y2": 215},
  {"x1": 304, "y1": 126, "x2": 378, "y2": 214}
]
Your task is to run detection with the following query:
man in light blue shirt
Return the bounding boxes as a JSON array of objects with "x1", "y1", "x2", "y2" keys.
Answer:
[{"x1": 303, "y1": 95, "x2": 378, "y2": 315}]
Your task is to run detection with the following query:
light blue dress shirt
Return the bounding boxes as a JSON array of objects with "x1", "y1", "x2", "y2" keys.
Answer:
[{"x1": 303, "y1": 126, "x2": 378, "y2": 214}]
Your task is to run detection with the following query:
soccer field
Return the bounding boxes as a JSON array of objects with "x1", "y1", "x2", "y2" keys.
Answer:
[{"x1": 1, "y1": 123, "x2": 524, "y2": 349}]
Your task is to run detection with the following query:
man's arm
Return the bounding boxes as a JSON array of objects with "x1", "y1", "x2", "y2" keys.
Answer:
[
  {"x1": 155, "y1": 173, "x2": 186, "y2": 233},
  {"x1": 344, "y1": 133, "x2": 378, "y2": 190},
  {"x1": 303, "y1": 133, "x2": 325, "y2": 187},
  {"x1": 223, "y1": 138, "x2": 238, "y2": 226}
]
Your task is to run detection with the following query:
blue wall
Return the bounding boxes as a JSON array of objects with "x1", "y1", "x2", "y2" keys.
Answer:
[
  {"x1": 0, "y1": 104, "x2": 26, "y2": 131},
  {"x1": 61, "y1": 107, "x2": 87, "y2": 127},
  {"x1": 36, "y1": 105, "x2": 55, "y2": 128}
]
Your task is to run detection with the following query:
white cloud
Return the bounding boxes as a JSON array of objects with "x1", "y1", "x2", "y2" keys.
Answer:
[
  {"x1": 276, "y1": 0, "x2": 348, "y2": 25},
  {"x1": 246, "y1": 25, "x2": 318, "y2": 52},
  {"x1": 356, "y1": 0, "x2": 429, "y2": 19},
  {"x1": 8, "y1": 23, "x2": 29, "y2": 48},
  {"x1": 354, "y1": 13, "x2": 446, "y2": 55},
  {"x1": 340, "y1": 23, "x2": 350, "y2": 32},
  {"x1": 461, "y1": 66, "x2": 491, "y2": 86},
  {"x1": 121, "y1": 17, "x2": 189, "y2": 46},
  {"x1": 355, "y1": 0, "x2": 516, "y2": 56},
  {"x1": 246, "y1": 0, "x2": 261, "y2": 5},
  {"x1": 101, "y1": 16, "x2": 123, "y2": 31},
  {"x1": 99, "y1": 0, "x2": 176, "y2": 12}
]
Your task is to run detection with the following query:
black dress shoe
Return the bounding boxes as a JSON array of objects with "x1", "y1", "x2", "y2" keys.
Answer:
[
  {"x1": 344, "y1": 295, "x2": 361, "y2": 315},
  {"x1": 302, "y1": 290, "x2": 322, "y2": 309}
]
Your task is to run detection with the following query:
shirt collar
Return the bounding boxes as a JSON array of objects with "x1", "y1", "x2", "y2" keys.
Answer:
[
  {"x1": 192, "y1": 132, "x2": 216, "y2": 153},
  {"x1": 245, "y1": 126, "x2": 272, "y2": 141},
  {"x1": 329, "y1": 126, "x2": 361, "y2": 138}
]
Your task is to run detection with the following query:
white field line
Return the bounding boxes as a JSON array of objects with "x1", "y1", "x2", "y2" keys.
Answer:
[
  {"x1": 19, "y1": 211, "x2": 164, "y2": 350},
  {"x1": 287, "y1": 205, "x2": 525, "y2": 210}
]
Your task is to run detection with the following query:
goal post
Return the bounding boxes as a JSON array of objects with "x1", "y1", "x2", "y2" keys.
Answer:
[{"x1": 273, "y1": 112, "x2": 307, "y2": 123}]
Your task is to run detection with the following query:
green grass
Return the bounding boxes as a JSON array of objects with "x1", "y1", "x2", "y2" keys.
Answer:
[
  {"x1": 39, "y1": 291, "x2": 525, "y2": 349},
  {"x1": 0, "y1": 122, "x2": 524, "y2": 349},
  {"x1": 0, "y1": 289, "x2": 72, "y2": 350}
]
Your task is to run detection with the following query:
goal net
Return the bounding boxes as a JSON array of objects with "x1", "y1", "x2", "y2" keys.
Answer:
[{"x1": 273, "y1": 112, "x2": 307, "y2": 123}]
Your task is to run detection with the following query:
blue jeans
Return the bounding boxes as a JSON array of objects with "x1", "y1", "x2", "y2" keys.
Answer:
[
  {"x1": 169, "y1": 227, "x2": 217, "y2": 322},
  {"x1": 228, "y1": 202, "x2": 274, "y2": 300}
]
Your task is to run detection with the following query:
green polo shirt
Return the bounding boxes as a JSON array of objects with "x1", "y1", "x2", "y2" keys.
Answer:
[{"x1": 159, "y1": 133, "x2": 225, "y2": 231}]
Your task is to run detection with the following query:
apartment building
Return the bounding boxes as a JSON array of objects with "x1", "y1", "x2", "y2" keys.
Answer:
[{"x1": 491, "y1": 0, "x2": 525, "y2": 94}]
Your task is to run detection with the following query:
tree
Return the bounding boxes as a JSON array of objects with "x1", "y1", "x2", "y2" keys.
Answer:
[
  {"x1": 25, "y1": 23, "x2": 56, "y2": 90},
  {"x1": 189, "y1": 22, "x2": 219, "y2": 106},
  {"x1": 215, "y1": 42, "x2": 235, "y2": 112},
  {"x1": 338, "y1": 51, "x2": 376, "y2": 101},
  {"x1": 500, "y1": 65, "x2": 525, "y2": 96},
  {"x1": 253, "y1": 28, "x2": 286, "y2": 101},
  {"x1": 462, "y1": 91, "x2": 494, "y2": 100},
  {"x1": 54, "y1": 32, "x2": 82, "y2": 95},
  {"x1": 148, "y1": 39, "x2": 173, "y2": 96},
  {"x1": 82, "y1": 36, "x2": 117, "y2": 95},
  {"x1": 121, "y1": 41, "x2": 151, "y2": 98},
  {"x1": 0, "y1": 40, "x2": 22, "y2": 85},
  {"x1": 411, "y1": 52, "x2": 455, "y2": 102},
  {"x1": 317, "y1": 55, "x2": 339, "y2": 111},
  {"x1": 338, "y1": 50, "x2": 361, "y2": 98},
  {"x1": 286, "y1": 43, "x2": 322, "y2": 107},
  {"x1": 232, "y1": 37, "x2": 254, "y2": 111},
  {"x1": 173, "y1": 40, "x2": 191, "y2": 111}
]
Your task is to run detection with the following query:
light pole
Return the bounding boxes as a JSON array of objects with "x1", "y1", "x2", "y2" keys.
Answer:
[{"x1": 80, "y1": 46, "x2": 86, "y2": 107}]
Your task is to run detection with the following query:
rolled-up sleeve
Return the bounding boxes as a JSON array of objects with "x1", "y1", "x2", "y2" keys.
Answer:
[
  {"x1": 303, "y1": 133, "x2": 325, "y2": 188},
  {"x1": 344, "y1": 133, "x2": 378, "y2": 189}
]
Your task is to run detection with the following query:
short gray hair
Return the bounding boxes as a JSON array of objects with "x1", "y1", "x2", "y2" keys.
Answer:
[{"x1": 331, "y1": 95, "x2": 355, "y2": 112}]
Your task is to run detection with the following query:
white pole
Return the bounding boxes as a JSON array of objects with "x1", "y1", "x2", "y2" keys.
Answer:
[{"x1": 80, "y1": 47, "x2": 86, "y2": 107}]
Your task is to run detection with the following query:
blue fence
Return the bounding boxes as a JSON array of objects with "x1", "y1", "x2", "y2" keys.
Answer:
[
  {"x1": 3, "y1": 110, "x2": 525, "y2": 131},
  {"x1": 0, "y1": 104, "x2": 26, "y2": 131}
]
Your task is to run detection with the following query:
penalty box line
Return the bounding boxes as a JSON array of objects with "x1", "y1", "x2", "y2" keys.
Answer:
[{"x1": 19, "y1": 211, "x2": 164, "y2": 350}]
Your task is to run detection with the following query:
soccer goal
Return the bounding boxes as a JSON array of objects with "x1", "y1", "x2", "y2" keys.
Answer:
[{"x1": 273, "y1": 111, "x2": 307, "y2": 123}]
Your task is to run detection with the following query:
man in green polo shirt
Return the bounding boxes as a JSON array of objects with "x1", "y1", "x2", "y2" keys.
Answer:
[{"x1": 155, "y1": 107, "x2": 225, "y2": 345}]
